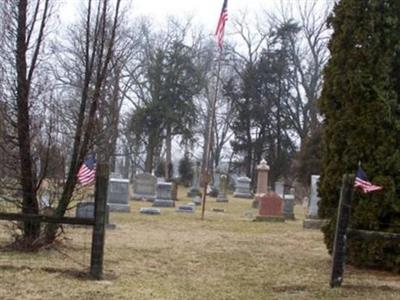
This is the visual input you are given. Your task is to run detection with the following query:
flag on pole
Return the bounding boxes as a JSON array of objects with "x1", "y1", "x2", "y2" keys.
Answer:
[
  {"x1": 77, "y1": 156, "x2": 96, "y2": 186},
  {"x1": 354, "y1": 166, "x2": 383, "y2": 193},
  {"x1": 215, "y1": 0, "x2": 228, "y2": 49}
]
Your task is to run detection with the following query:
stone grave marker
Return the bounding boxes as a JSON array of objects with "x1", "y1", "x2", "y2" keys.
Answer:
[
  {"x1": 132, "y1": 173, "x2": 157, "y2": 201},
  {"x1": 254, "y1": 192, "x2": 285, "y2": 222},
  {"x1": 107, "y1": 178, "x2": 130, "y2": 212},
  {"x1": 303, "y1": 175, "x2": 327, "y2": 229},
  {"x1": 283, "y1": 194, "x2": 295, "y2": 220},
  {"x1": 233, "y1": 176, "x2": 253, "y2": 198},
  {"x1": 212, "y1": 208, "x2": 225, "y2": 213},
  {"x1": 187, "y1": 161, "x2": 202, "y2": 197},
  {"x1": 274, "y1": 180, "x2": 284, "y2": 198},
  {"x1": 253, "y1": 160, "x2": 269, "y2": 208},
  {"x1": 193, "y1": 195, "x2": 202, "y2": 206},
  {"x1": 308, "y1": 175, "x2": 320, "y2": 217},
  {"x1": 140, "y1": 207, "x2": 161, "y2": 215},
  {"x1": 176, "y1": 205, "x2": 195, "y2": 213},
  {"x1": 153, "y1": 182, "x2": 175, "y2": 207},
  {"x1": 216, "y1": 174, "x2": 229, "y2": 202},
  {"x1": 76, "y1": 202, "x2": 116, "y2": 229}
]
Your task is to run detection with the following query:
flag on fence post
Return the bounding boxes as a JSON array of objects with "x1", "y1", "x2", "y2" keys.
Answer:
[
  {"x1": 215, "y1": 0, "x2": 228, "y2": 49},
  {"x1": 354, "y1": 166, "x2": 383, "y2": 193},
  {"x1": 77, "y1": 156, "x2": 96, "y2": 186}
]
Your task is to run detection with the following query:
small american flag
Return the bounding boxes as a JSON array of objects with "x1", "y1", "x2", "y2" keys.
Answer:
[
  {"x1": 215, "y1": 0, "x2": 228, "y2": 49},
  {"x1": 77, "y1": 156, "x2": 96, "y2": 186},
  {"x1": 354, "y1": 166, "x2": 383, "y2": 193}
]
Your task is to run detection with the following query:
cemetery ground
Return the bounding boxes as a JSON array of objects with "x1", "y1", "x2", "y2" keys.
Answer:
[{"x1": 1, "y1": 188, "x2": 400, "y2": 299}]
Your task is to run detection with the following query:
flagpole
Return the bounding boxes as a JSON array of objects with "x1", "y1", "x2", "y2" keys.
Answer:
[{"x1": 201, "y1": 48, "x2": 223, "y2": 220}]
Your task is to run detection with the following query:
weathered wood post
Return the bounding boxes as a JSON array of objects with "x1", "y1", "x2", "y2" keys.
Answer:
[
  {"x1": 90, "y1": 162, "x2": 109, "y2": 279},
  {"x1": 330, "y1": 173, "x2": 354, "y2": 288}
]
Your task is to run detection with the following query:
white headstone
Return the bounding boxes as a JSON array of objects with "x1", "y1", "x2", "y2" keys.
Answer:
[
  {"x1": 274, "y1": 181, "x2": 284, "y2": 198},
  {"x1": 308, "y1": 175, "x2": 320, "y2": 218}
]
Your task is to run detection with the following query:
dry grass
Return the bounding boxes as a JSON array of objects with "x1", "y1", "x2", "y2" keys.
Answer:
[{"x1": 1, "y1": 186, "x2": 400, "y2": 299}]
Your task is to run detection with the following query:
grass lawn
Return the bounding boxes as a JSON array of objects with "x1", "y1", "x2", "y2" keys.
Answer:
[{"x1": 1, "y1": 186, "x2": 400, "y2": 300}]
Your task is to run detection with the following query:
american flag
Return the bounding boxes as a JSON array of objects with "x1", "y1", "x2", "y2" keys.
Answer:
[
  {"x1": 77, "y1": 156, "x2": 96, "y2": 186},
  {"x1": 354, "y1": 166, "x2": 383, "y2": 193},
  {"x1": 215, "y1": 0, "x2": 228, "y2": 49}
]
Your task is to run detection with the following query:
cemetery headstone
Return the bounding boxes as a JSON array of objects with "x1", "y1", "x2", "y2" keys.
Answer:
[
  {"x1": 253, "y1": 159, "x2": 270, "y2": 208},
  {"x1": 76, "y1": 202, "x2": 116, "y2": 229},
  {"x1": 212, "y1": 208, "x2": 225, "y2": 213},
  {"x1": 187, "y1": 161, "x2": 202, "y2": 197},
  {"x1": 140, "y1": 207, "x2": 161, "y2": 215},
  {"x1": 233, "y1": 176, "x2": 253, "y2": 198},
  {"x1": 193, "y1": 195, "x2": 202, "y2": 206},
  {"x1": 153, "y1": 182, "x2": 175, "y2": 207},
  {"x1": 274, "y1": 180, "x2": 284, "y2": 198},
  {"x1": 213, "y1": 167, "x2": 221, "y2": 191},
  {"x1": 216, "y1": 174, "x2": 229, "y2": 202},
  {"x1": 254, "y1": 192, "x2": 285, "y2": 222},
  {"x1": 176, "y1": 205, "x2": 195, "y2": 213},
  {"x1": 303, "y1": 175, "x2": 327, "y2": 229},
  {"x1": 110, "y1": 172, "x2": 122, "y2": 179},
  {"x1": 107, "y1": 178, "x2": 130, "y2": 212},
  {"x1": 283, "y1": 194, "x2": 295, "y2": 220},
  {"x1": 308, "y1": 175, "x2": 320, "y2": 217},
  {"x1": 132, "y1": 173, "x2": 157, "y2": 201}
]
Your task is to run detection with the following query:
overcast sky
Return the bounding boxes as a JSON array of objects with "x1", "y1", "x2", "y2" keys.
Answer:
[{"x1": 59, "y1": 0, "x2": 279, "y2": 33}]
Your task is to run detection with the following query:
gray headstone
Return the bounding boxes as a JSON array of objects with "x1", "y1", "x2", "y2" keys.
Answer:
[
  {"x1": 176, "y1": 205, "x2": 195, "y2": 213},
  {"x1": 132, "y1": 173, "x2": 157, "y2": 201},
  {"x1": 308, "y1": 175, "x2": 320, "y2": 218},
  {"x1": 233, "y1": 176, "x2": 253, "y2": 198},
  {"x1": 107, "y1": 178, "x2": 130, "y2": 212},
  {"x1": 212, "y1": 208, "x2": 225, "y2": 213},
  {"x1": 76, "y1": 202, "x2": 115, "y2": 229},
  {"x1": 153, "y1": 199, "x2": 175, "y2": 207},
  {"x1": 213, "y1": 169, "x2": 220, "y2": 191},
  {"x1": 110, "y1": 172, "x2": 123, "y2": 179},
  {"x1": 188, "y1": 162, "x2": 201, "y2": 197},
  {"x1": 193, "y1": 195, "x2": 202, "y2": 206},
  {"x1": 283, "y1": 194, "x2": 295, "y2": 220},
  {"x1": 156, "y1": 182, "x2": 177, "y2": 201},
  {"x1": 216, "y1": 174, "x2": 229, "y2": 202},
  {"x1": 140, "y1": 207, "x2": 161, "y2": 215}
]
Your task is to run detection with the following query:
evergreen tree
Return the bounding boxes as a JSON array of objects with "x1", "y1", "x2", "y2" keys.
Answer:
[
  {"x1": 319, "y1": 0, "x2": 400, "y2": 271},
  {"x1": 178, "y1": 154, "x2": 193, "y2": 187}
]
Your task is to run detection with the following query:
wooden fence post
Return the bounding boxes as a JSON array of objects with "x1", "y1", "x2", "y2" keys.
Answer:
[
  {"x1": 330, "y1": 173, "x2": 354, "y2": 288},
  {"x1": 90, "y1": 162, "x2": 109, "y2": 279}
]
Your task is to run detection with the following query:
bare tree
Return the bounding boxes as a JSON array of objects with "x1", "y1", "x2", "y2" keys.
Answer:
[
  {"x1": 44, "y1": 0, "x2": 122, "y2": 243},
  {"x1": 268, "y1": 0, "x2": 332, "y2": 144},
  {"x1": 0, "y1": 0, "x2": 53, "y2": 247}
]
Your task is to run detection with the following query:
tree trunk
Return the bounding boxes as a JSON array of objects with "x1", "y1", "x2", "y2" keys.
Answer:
[
  {"x1": 16, "y1": 0, "x2": 40, "y2": 243},
  {"x1": 165, "y1": 125, "x2": 172, "y2": 180},
  {"x1": 145, "y1": 131, "x2": 157, "y2": 173}
]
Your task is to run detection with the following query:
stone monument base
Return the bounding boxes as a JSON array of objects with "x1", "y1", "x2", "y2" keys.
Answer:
[
  {"x1": 108, "y1": 203, "x2": 130, "y2": 212},
  {"x1": 254, "y1": 215, "x2": 285, "y2": 222},
  {"x1": 153, "y1": 199, "x2": 175, "y2": 207},
  {"x1": 131, "y1": 194, "x2": 156, "y2": 202},
  {"x1": 303, "y1": 218, "x2": 327, "y2": 229},
  {"x1": 140, "y1": 207, "x2": 161, "y2": 215}
]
